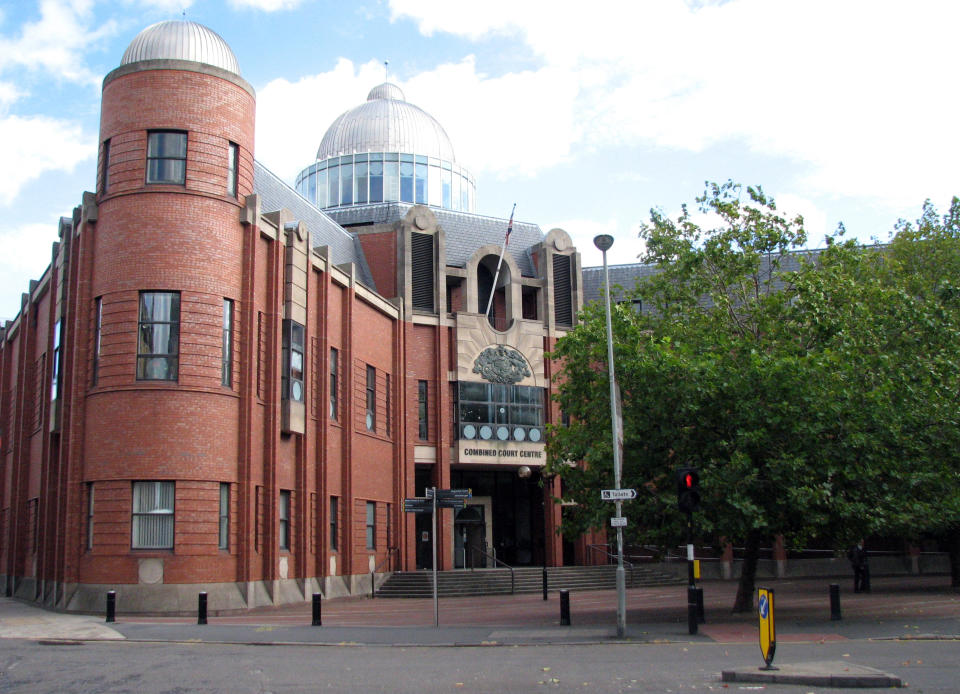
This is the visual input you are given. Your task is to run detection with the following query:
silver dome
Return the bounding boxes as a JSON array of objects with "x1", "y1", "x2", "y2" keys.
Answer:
[
  {"x1": 316, "y1": 82, "x2": 456, "y2": 162},
  {"x1": 121, "y1": 21, "x2": 241, "y2": 76}
]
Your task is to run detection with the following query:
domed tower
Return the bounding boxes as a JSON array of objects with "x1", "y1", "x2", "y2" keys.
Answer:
[
  {"x1": 81, "y1": 21, "x2": 255, "y2": 608},
  {"x1": 296, "y1": 83, "x2": 476, "y2": 212}
]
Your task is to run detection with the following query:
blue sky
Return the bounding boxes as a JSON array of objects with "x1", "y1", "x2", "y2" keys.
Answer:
[{"x1": 1, "y1": 0, "x2": 957, "y2": 320}]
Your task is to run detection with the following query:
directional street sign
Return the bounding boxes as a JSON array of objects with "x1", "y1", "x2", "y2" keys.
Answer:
[
  {"x1": 404, "y1": 496, "x2": 466, "y2": 512},
  {"x1": 403, "y1": 498, "x2": 432, "y2": 513},
  {"x1": 601, "y1": 488, "x2": 638, "y2": 501},
  {"x1": 426, "y1": 488, "x2": 472, "y2": 500},
  {"x1": 610, "y1": 516, "x2": 627, "y2": 527}
]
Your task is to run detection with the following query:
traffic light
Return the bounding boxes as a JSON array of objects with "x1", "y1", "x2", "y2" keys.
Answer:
[{"x1": 677, "y1": 467, "x2": 701, "y2": 514}]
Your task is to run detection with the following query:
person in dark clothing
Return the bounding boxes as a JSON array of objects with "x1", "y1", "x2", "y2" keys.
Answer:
[{"x1": 848, "y1": 539, "x2": 870, "y2": 593}]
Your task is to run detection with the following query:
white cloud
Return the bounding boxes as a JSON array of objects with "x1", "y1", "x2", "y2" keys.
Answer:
[
  {"x1": 0, "y1": 222, "x2": 60, "y2": 319},
  {"x1": 0, "y1": 115, "x2": 95, "y2": 206},
  {"x1": 228, "y1": 0, "x2": 303, "y2": 9},
  {"x1": 255, "y1": 58, "x2": 387, "y2": 180},
  {"x1": 0, "y1": 0, "x2": 117, "y2": 86},
  {"x1": 388, "y1": 0, "x2": 960, "y2": 210},
  {"x1": 254, "y1": 55, "x2": 580, "y2": 184}
]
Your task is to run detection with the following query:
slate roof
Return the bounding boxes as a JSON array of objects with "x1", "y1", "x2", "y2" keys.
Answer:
[
  {"x1": 253, "y1": 161, "x2": 374, "y2": 288},
  {"x1": 326, "y1": 203, "x2": 544, "y2": 278},
  {"x1": 582, "y1": 248, "x2": 827, "y2": 306},
  {"x1": 582, "y1": 263, "x2": 662, "y2": 305}
]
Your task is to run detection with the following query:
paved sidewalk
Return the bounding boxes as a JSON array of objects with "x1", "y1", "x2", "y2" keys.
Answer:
[{"x1": 3, "y1": 575, "x2": 956, "y2": 687}]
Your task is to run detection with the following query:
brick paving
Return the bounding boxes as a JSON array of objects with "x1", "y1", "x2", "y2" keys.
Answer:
[{"x1": 114, "y1": 574, "x2": 960, "y2": 641}]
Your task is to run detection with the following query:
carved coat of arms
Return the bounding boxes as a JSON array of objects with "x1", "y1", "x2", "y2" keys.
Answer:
[{"x1": 472, "y1": 345, "x2": 530, "y2": 384}]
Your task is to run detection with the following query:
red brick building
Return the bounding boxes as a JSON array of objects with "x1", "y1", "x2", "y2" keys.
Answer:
[{"x1": 0, "y1": 20, "x2": 594, "y2": 613}]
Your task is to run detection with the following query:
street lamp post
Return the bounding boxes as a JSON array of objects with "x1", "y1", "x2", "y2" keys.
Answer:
[{"x1": 594, "y1": 233, "x2": 626, "y2": 638}]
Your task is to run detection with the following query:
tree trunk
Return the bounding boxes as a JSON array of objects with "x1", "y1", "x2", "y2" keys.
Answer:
[
  {"x1": 733, "y1": 530, "x2": 763, "y2": 613},
  {"x1": 948, "y1": 527, "x2": 960, "y2": 590}
]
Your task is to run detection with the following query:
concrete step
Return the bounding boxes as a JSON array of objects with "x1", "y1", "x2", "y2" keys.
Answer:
[{"x1": 375, "y1": 564, "x2": 684, "y2": 598}]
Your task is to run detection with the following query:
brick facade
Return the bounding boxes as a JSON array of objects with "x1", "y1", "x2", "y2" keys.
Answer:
[{"x1": 0, "y1": 24, "x2": 585, "y2": 613}]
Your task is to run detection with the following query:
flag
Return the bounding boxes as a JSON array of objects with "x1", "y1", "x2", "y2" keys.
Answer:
[{"x1": 504, "y1": 203, "x2": 515, "y2": 248}]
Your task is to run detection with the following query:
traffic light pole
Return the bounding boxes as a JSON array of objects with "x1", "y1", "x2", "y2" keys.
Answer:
[{"x1": 686, "y1": 512, "x2": 697, "y2": 635}]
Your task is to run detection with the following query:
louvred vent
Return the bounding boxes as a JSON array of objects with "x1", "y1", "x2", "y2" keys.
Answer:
[
  {"x1": 553, "y1": 254, "x2": 572, "y2": 326},
  {"x1": 411, "y1": 232, "x2": 435, "y2": 312}
]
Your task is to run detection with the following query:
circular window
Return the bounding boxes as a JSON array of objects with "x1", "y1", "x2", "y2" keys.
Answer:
[
  {"x1": 497, "y1": 426, "x2": 509, "y2": 441},
  {"x1": 513, "y1": 427, "x2": 526, "y2": 441},
  {"x1": 528, "y1": 428, "x2": 542, "y2": 442},
  {"x1": 463, "y1": 424, "x2": 477, "y2": 439},
  {"x1": 366, "y1": 413, "x2": 374, "y2": 430},
  {"x1": 291, "y1": 381, "x2": 303, "y2": 402},
  {"x1": 479, "y1": 425, "x2": 493, "y2": 440}
]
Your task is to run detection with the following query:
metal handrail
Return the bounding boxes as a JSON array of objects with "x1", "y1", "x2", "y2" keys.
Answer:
[
  {"x1": 370, "y1": 546, "x2": 400, "y2": 599},
  {"x1": 587, "y1": 543, "x2": 636, "y2": 587},
  {"x1": 466, "y1": 543, "x2": 516, "y2": 594}
]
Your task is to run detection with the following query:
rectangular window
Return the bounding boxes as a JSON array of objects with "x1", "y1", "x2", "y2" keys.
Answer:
[
  {"x1": 218, "y1": 483, "x2": 229, "y2": 550},
  {"x1": 366, "y1": 501, "x2": 376, "y2": 550},
  {"x1": 132, "y1": 481, "x2": 174, "y2": 549},
  {"x1": 146, "y1": 131, "x2": 187, "y2": 185},
  {"x1": 355, "y1": 161, "x2": 368, "y2": 204},
  {"x1": 400, "y1": 156, "x2": 414, "y2": 202},
  {"x1": 227, "y1": 142, "x2": 239, "y2": 197},
  {"x1": 385, "y1": 375, "x2": 391, "y2": 436},
  {"x1": 329, "y1": 347, "x2": 338, "y2": 420},
  {"x1": 86, "y1": 482, "x2": 94, "y2": 550},
  {"x1": 415, "y1": 158, "x2": 428, "y2": 204},
  {"x1": 329, "y1": 496, "x2": 339, "y2": 551},
  {"x1": 282, "y1": 320, "x2": 305, "y2": 402},
  {"x1": 51, "y1": 319, "x2": 62, "y2": 401},
  {"x1": 457, "y1": 382, "x2": 545, "y2": 442},
  {"x1": 222, "y1": 299, "x2": 233, "y2": 387},
  {"x1": 279, "y1": 490, "x2": 291, "y2": 551},
  {"x1": 365, "y1": 365, "x2": 376, "y2": 432},
  {"x1": 92, "y1": 298, "x2": 102, "y2": 386},
  {"x1": 418, "y1": 380, "x2": 429, "y2": 440},
  {"x1": 386, "y1": 502, "x2": 392, "y2": 549},
  {"x1": 137, "y1": 292, "x2": 180, "y2": 381},
  {"x1": 101, "y1": 138, "x2": 110, "y2": 193},
  {"x1": 369, "y1": 159, "x2": 383, "y2": 203}
]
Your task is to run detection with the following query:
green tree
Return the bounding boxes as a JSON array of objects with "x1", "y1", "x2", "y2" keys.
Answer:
[{"x1": 547, "y1": 183, "x2": 960, "y2": 612}]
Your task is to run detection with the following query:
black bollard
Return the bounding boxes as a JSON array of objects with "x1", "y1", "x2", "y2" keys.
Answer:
[
  {"x1": 695, "y1": 586, "x2": 705, "y2": 624},
  {"x1": 198, "y1": 591, "x2": 208, "y2": 625},
  {"x1": 830, "y1": 583, "x2": 842, "y2": 621},
  {"x1": 105, "y1": 590, "x2": 116, "y2": 623},
  {"x1": 559, "y1": 589, "x2": 571, "y2": 626},
  {"x1": 687, "y1": 586, "x2": 698, "y2": 635},
  {"x1": 312, "y1": 592, "x2": 322, "y2": 626},
  {"x1": 542, "y1": 567, "x2": 548, "y2": 601}
]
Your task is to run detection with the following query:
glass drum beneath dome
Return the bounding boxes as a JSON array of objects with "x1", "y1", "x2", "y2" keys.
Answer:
[{"x1": 296, "y1": 152, "x2": 475, "y2": 213}]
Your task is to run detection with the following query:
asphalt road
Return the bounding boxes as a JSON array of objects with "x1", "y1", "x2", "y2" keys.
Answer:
[{"x1": 0, "y1": 637, "x2": 956, "y2": 693}]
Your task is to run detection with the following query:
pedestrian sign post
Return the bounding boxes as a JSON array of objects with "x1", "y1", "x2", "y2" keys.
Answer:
[
  {"x1": 757, "y1": 587, "x2": 777, "y2": 670},
  {"x1": 402, "y1": 488, "x2": 473, "y2": 628}
]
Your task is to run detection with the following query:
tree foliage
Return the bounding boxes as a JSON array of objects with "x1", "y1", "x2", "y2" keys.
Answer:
[{"x1": 546, "y1": 183, "x2": 960, "y2": 610}]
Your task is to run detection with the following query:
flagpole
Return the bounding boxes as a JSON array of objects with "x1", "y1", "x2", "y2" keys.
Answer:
[{"x1": 485, "y1": 203, "x2": 516, "y2": 319}]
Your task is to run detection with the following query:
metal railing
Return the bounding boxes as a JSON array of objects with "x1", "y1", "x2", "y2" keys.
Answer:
[
  {"x1": 587, "y1": 543, "x2": 636, "y2": 587},
  {"x1": 467, "y1": 543, "x2": 516, "y2": 594},
  {"x1": 370, "y1": 546, "x2": 400, "y2": 598}
]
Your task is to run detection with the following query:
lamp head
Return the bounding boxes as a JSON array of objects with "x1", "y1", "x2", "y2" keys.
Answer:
[{"x1": 593, "y1": 234, "x2": 614, "y2": 252}]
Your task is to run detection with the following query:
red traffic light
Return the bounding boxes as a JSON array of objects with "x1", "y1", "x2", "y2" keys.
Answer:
[{"x1": 676, "y1": 467, "x2": 701, "y2": 513}]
